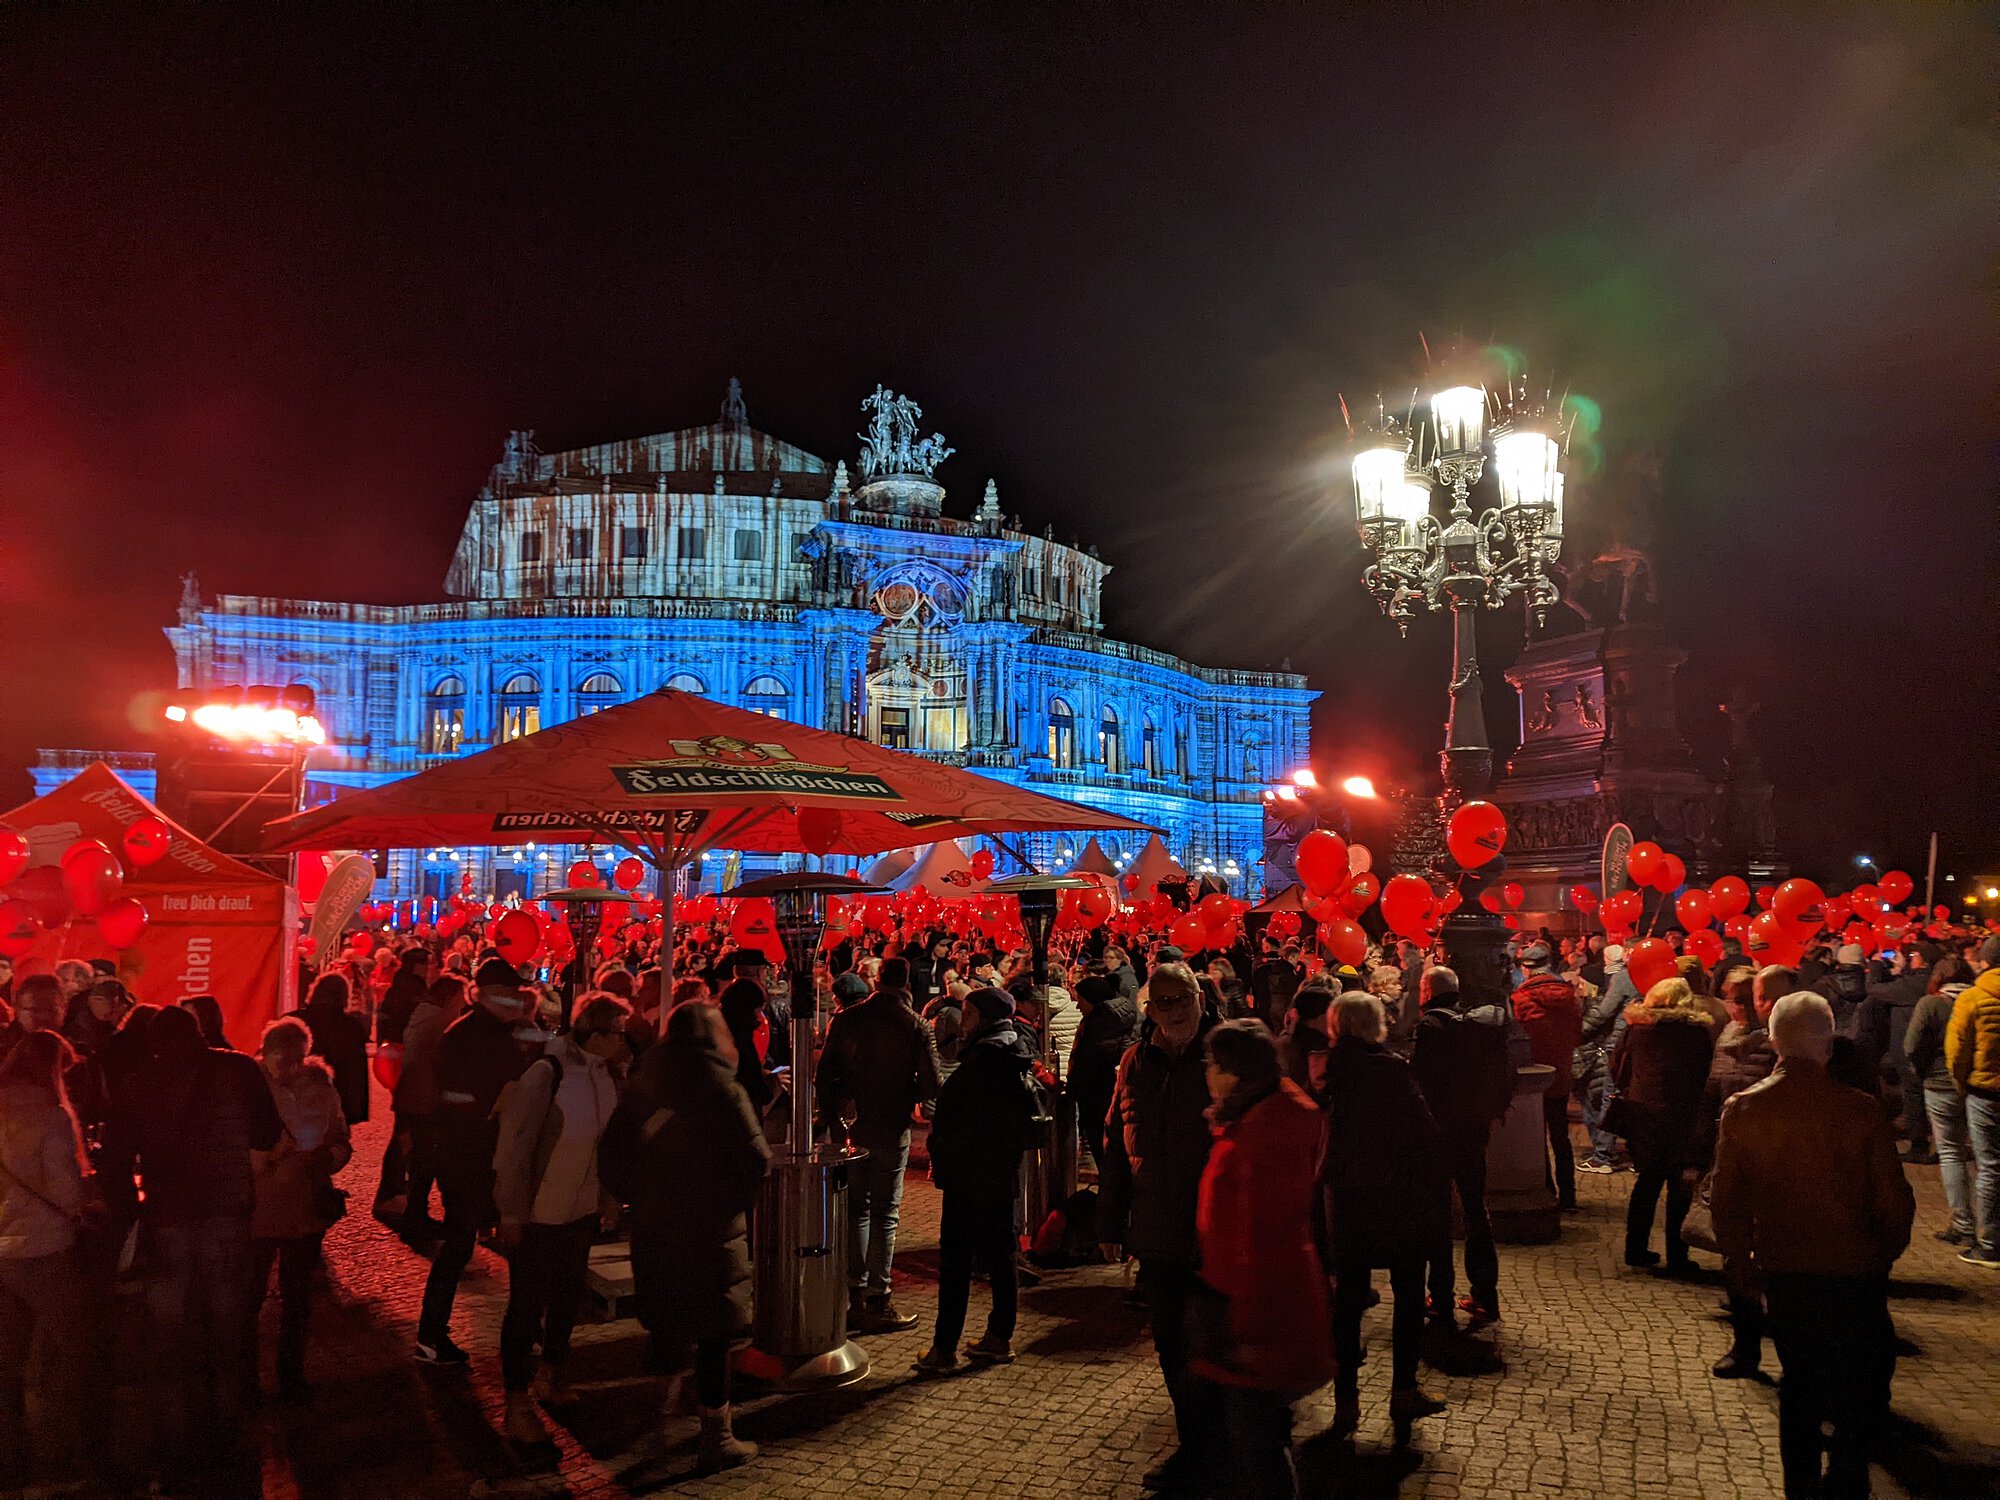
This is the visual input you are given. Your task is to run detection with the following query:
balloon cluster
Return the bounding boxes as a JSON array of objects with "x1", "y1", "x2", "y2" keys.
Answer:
[{"x1": 0, "y1": 818, "x2": 169, "y2": 959}]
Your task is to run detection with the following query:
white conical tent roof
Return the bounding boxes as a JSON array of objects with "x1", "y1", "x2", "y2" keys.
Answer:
[
  {"x1": 1126, "y1": 833, "x2": 1189, "y2": 893},
  {"x1": 888, "y1": 840, "x2": 984, "y2": 898},
  {"x1": 1071, "y1": 838, "x2": 1119, "y2": 876}
]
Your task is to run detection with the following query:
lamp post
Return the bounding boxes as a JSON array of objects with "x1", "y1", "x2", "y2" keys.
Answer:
[{"x1": 1351, "y1": 372, "x2": 1575, "y2": 999}]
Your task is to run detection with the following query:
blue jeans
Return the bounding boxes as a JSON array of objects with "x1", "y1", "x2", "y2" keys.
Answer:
[
  {"x1": 1924, "y1": 1088, "x2": 1975, "y2": 1237},
  {"x1": 847, "y1": 1124, "x2": 910, "y2": 1297},
  {"x1": 1579, "y1": 1070, "x2": 1618, "y2": 1163},
  {"x1": 1968, "y1": 1093, "x2": 2000, "y2": 1254}
]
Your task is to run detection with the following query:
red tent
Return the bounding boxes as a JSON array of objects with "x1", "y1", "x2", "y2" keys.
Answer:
[
  {"x1": 3, "y1": 763, "x2": 296, "y2": 1048},
  {"x1": 263, "y1": 688, "x2": 1152, "y2": 861}
]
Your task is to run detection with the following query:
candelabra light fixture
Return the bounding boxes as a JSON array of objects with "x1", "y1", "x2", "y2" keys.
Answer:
[{"x1": 1352, "y1": 376, "x2": 1574, "y2": 634}]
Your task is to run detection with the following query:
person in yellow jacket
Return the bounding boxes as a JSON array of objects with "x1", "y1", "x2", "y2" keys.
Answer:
[{"x1": 1944, "y1": 935, "x2": 2000, "y2": 1268}]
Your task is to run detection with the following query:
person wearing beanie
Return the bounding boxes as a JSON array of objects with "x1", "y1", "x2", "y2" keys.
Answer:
[
  {"x1": 916, "y1": 986, "x2": 1039, "y2": 1375},
  {"x1": 1946, "y1": 938, "x2": 2000, "y2": 1267},
  {"x1": 416, "y1": 958, "x2": 541, "y2": 1365},
  {"x1": 1512, "y1": 944, "x2": 1583, "y2": 1211}
]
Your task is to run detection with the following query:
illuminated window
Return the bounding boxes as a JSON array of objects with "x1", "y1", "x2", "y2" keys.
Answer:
[
  {"x1": 878, "y1": 707, "x2": 911, "y2": 749},
  {"x1": 733, "y1": 528, "x2": 763, "y2": 562},
  {"x1": 743, "y1": 675, "x2": 788, "y2": 718},
  {"x1": 424, "y1": 676, "x2": 466, "y2": 754},
  {"x1": 1048, "y1": 697, "x2": 1075, "y2": 768},
  {"x1": 664, "y1": 672, "x2": 706, "y2": 694},
  {"x1": 497, "y1": 674, "x2": 541, "y2": 742},
  {"x1": 1100, "y1": 705, "x2": 1124, "y2": 773},
  {"x1": 678, "y1": 527, "x2": 707, "y2": 561},
  {"x1": 567, "y1": 528, "x2": 592, "y2": 560},
  {"x1": 519, "y1": 530, "x2": 544, "y2": 563},
  {"x1": 577, "y1": 672, "x2": 622, "y2": 716},
  {"x1": 1142, "y1": 714, "x2": 1163, "y2": 775},
  {"x1": 620, "y1": 526, "x2": 649, "y2": 560}
]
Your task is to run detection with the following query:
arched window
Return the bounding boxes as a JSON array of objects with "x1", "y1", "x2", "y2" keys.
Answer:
[
  {"x1": 577, "y1": 672, "x2": 622, "y2": 717},
  {"x1": 1099, "y1": 704, "x2": 1124, "y2": 773},
  {"x1": 497, "y1": 673, "x2": 541, "y2": 742},
  {"x1": 425, "y1": 676, "x2": 466, "y2": 754},
  {"x1": 743, "y1": 675, "x2": 789, "y2": 719},
  {"x1": 1142, "y1": 712, "x2": 1163, "y2": 775},
  {"x1": 663, "y1": 672, "x2": 706, "y2": 695},
  {"x1": 1048, "y1": 697, "x2": 1075, "y2": 768}
]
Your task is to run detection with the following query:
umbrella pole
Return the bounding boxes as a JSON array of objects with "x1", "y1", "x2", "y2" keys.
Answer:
[{"x1": 658, "y1": 861, "x2": 678, "y2": 1041}]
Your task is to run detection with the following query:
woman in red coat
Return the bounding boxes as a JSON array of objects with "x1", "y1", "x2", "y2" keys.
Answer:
[{"x1": 1193, "y1": 1020, "x2": 1334, "y2": 1500}]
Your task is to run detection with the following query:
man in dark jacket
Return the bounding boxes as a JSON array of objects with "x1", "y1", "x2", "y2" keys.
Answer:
[
  {"x1": 372, "y1": 947, "x2": 434, "y2": 1217},
  {"x1": 1702, "y1": 966, "x2": 1782, "y2": 1378},
  {"x1": 916, "y1": 987, "x2": 1040, "y2": 1375},
  {"x1": 107, "y1": 1004, "x2": 282, "y2": 1475},
  {"x1": 301, "y1": 979, "x2": 370, "y2": 1127},
  {"x1": 814, "y1": 955, "x2": 942, "y2": 1334},
  {"x1": 416, "y1": 959, "x2": 540, "y2": 1364},
  {"x1": 1512, "y1": 945, "x2": 1582, "y2": 1211},
  {"x1": 1816, "y1": 943, "x2": 1871, "y2": 1035},
  {"x1": 1575, "y1": 948, "x2": 1638, "y2": 1171},
  {"x1": 1859, "y1": 944, "x2": 1938, "y2": 1160},
  {"x1": 1097, "y1": 963, "x2": 1225, "y2": 1493},
  {"x1": 1068, "y1": 974, "x2": 1139, "y2": 1172},
  {"x1": 1410, "y1": 965, "x2": 1510, "y2": 1328}
]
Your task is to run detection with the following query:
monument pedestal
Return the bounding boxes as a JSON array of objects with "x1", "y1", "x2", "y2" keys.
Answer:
[{"x1": 1487, "y1": 1063, "x2": 1560, "y2": 1244}]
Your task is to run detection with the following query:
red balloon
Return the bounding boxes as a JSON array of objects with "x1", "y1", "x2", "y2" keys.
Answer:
[
  {"x1": 730, "y1": 896, "x2": 780, "y2": 951},
  {"x1": 372, "y1": 1043, "x2": 404, "y2": 1090},
  {"x1": 1079, "y1": 888, "x2": 1115, "y2": 927},
  {"x1": 1654, "y1": 853, "x2": 1686, "y2": 893},
  {"x1": 1627, "y1": 937, "x2": 1678, "y2": 995},
  {"x1": 797, "y1": 807, "x2": 844, "y2": 857},
  {"x1": 59, "y1": 838, "x2": 116, "y2": 873},
  {"x1": 62, "y1": 845, "x2": 124, "y2": 917},
  {"x1": 971, "y1": 849, "x2": 997, "y2": 881},
  {"x1": 1754, "y1": 884, "x2": 1777, "y2": 911},
  {"x1": 566, "y1": 860, "x2": 602, "y2": 888},
  {"x1": 1569, "y1": 884, "x2": 1599, "y2": 914},
  {"x1": 95, "y1": 895, "x2": 148, "y2": 950},
  {"x1": 1169, "y1": 912, "x2": 1210, "y2": 953},
  {"x1": 493, "y1": 909, "x2": 541, "y2": 964},
  {"x1": 1772, "y1": 878, "x2": 1826, "y2": 936},
  {"x1": 1684, "y1": 928, "x2": 1725, "y2": 966},
  {"x1": 1746, "y1": 911, "x2": 1801, "y2": 966},
  {"x1": 0, "y1": 900, "x2": 38, "y2": 959},
  {"x1": 121, "y1": 816, "x2": 172, "y2": 869},
  {"x1": 1626, "y1": 842, "x2": 1664, "y2": 888},
  {"x1": 1675, "y1": 891, "x2": 1713, "y2": 931},
  {"x1": 1501, "y1": 881, "x2": 1525, "y2": 910},
  {"x1": 350, "y1": 931, "x2": 375, "y2": 956},
  {"x1": 1933, "y1": 905, "x2": 1949, "y2": 922},
  {"x1": 612, "y1": 856, "x2": 647, "y2": 891},
  {"x1": 0, "y1": 829, "x2": 27, "y2": 887},
  {"x1": 1295, "y1": 830, "x2": 1350, "y2": 897},
  {"x1": 1323, "y1": 918, "x2": 1367, "y2": 967},
  {"x1": 1445, "y1": 802, "x2": 1507, "y2": 870},
  {"x1": 1723, "y1": 915, "x2": 1752, "y2": 941},
  {"x1": 1339, "y1": 871, "x2": 1381, "y2": 917},
  {"x1": 1708, "y1": 877, "x2": 1751, "y2": 921},
  {"x1": 1479, "y1": 890, "x2": 1502, "y2": 913},
  {"x1": 1380, "y1": 873, "x2": 1437, "y2": 939},
  {"x1": 1877, "y1": 870, "x2": 1914, "y2": 906},
  {"x1": 1603, "y1": 889, "x2": 1645, "y2": 932}
]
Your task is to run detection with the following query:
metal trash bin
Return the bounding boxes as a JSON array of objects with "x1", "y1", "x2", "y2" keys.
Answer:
[
  {"x1": 737, "y1": 1146, "x2": 872, "y2": 1391},
  {"x1": 1486, "y1": 1062, "x2": 1560, "y2": 1244}
]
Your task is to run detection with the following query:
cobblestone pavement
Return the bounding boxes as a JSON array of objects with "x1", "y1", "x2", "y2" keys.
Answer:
[{"x1": 77, "y1": 1078, "x2": 2000, "y2": 1498}]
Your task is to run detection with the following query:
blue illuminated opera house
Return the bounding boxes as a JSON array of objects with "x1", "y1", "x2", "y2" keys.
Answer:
[{"x1": 40, "y1": 383, "x2": 1313, "y2": 901}]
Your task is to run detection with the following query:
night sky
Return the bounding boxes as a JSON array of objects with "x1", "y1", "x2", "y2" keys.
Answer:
[{"x1": 2, "y1": 5, "x2": 1994, "y2": 881}]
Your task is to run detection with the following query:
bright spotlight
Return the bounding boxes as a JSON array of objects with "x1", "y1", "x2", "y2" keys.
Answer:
[{"x1": 1341, "y1": 775, "x2": 1378, "y2": 799}]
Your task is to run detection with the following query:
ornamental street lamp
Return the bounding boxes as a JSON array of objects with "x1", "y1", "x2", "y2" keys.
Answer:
[{"x1": 1351, "y1": 369, "x2": 1578, "y2": 1000}]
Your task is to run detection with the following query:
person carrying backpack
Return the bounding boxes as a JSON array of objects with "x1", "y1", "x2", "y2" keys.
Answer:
[
  {"x1": 914, "y1": 987, "x2": 1040, "y2": 1376},
  {"x1": 1409, "y1": 965, "x2": 1512, "y2": 1329},
  {"x1": 491, "y1": 994, "x2": 630, "y2": 1444}
]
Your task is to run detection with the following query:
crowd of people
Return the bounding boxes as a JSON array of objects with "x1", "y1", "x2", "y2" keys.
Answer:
[{"x1": 0, "y1": 900, "x2": 1994, "y2": 1499}]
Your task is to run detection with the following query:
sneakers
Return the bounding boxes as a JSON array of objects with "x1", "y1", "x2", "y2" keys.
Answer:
[
  {"x1": 861, "y1": 1295, "x2": 919, "y2": 1333},
  {"x1": 912, "y1": 1345, "x2": 962, "y2": 1377},
  {"x1": 1624, "y1": 1248, "x2": 1662, "y2": 1269},
  {"x1": 964, "y1": 1335, "x2": 1015, "y2": 1365},
  {"x1": 1456, "y1": 1295, "x2": 1498, "y2": 1328},
  {"x1": 414, "y1": 1333, "x2": 470, "y2": 1366},
  {"x1": 1711, "y1": 1351, "x2": 1760, "y2": 1380},
  {"x1": 1578, "y1": 1159, "x2": 1617, "y2": 1175},
  {"x1": 846, "y1": 1291, "x2": 866, "y2": 1334},
  {"x1": 1935, "y1": 1227, "x2": 1971, "y2": 1245},
  {"x1": 1958, "y1": 1244, "x2": 2000, "y2": 1268}
]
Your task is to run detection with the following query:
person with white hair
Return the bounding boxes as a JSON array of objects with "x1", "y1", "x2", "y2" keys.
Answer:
[{"x1": 1711, "y1": 992, "x2": 1915, "y2": 1500}]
